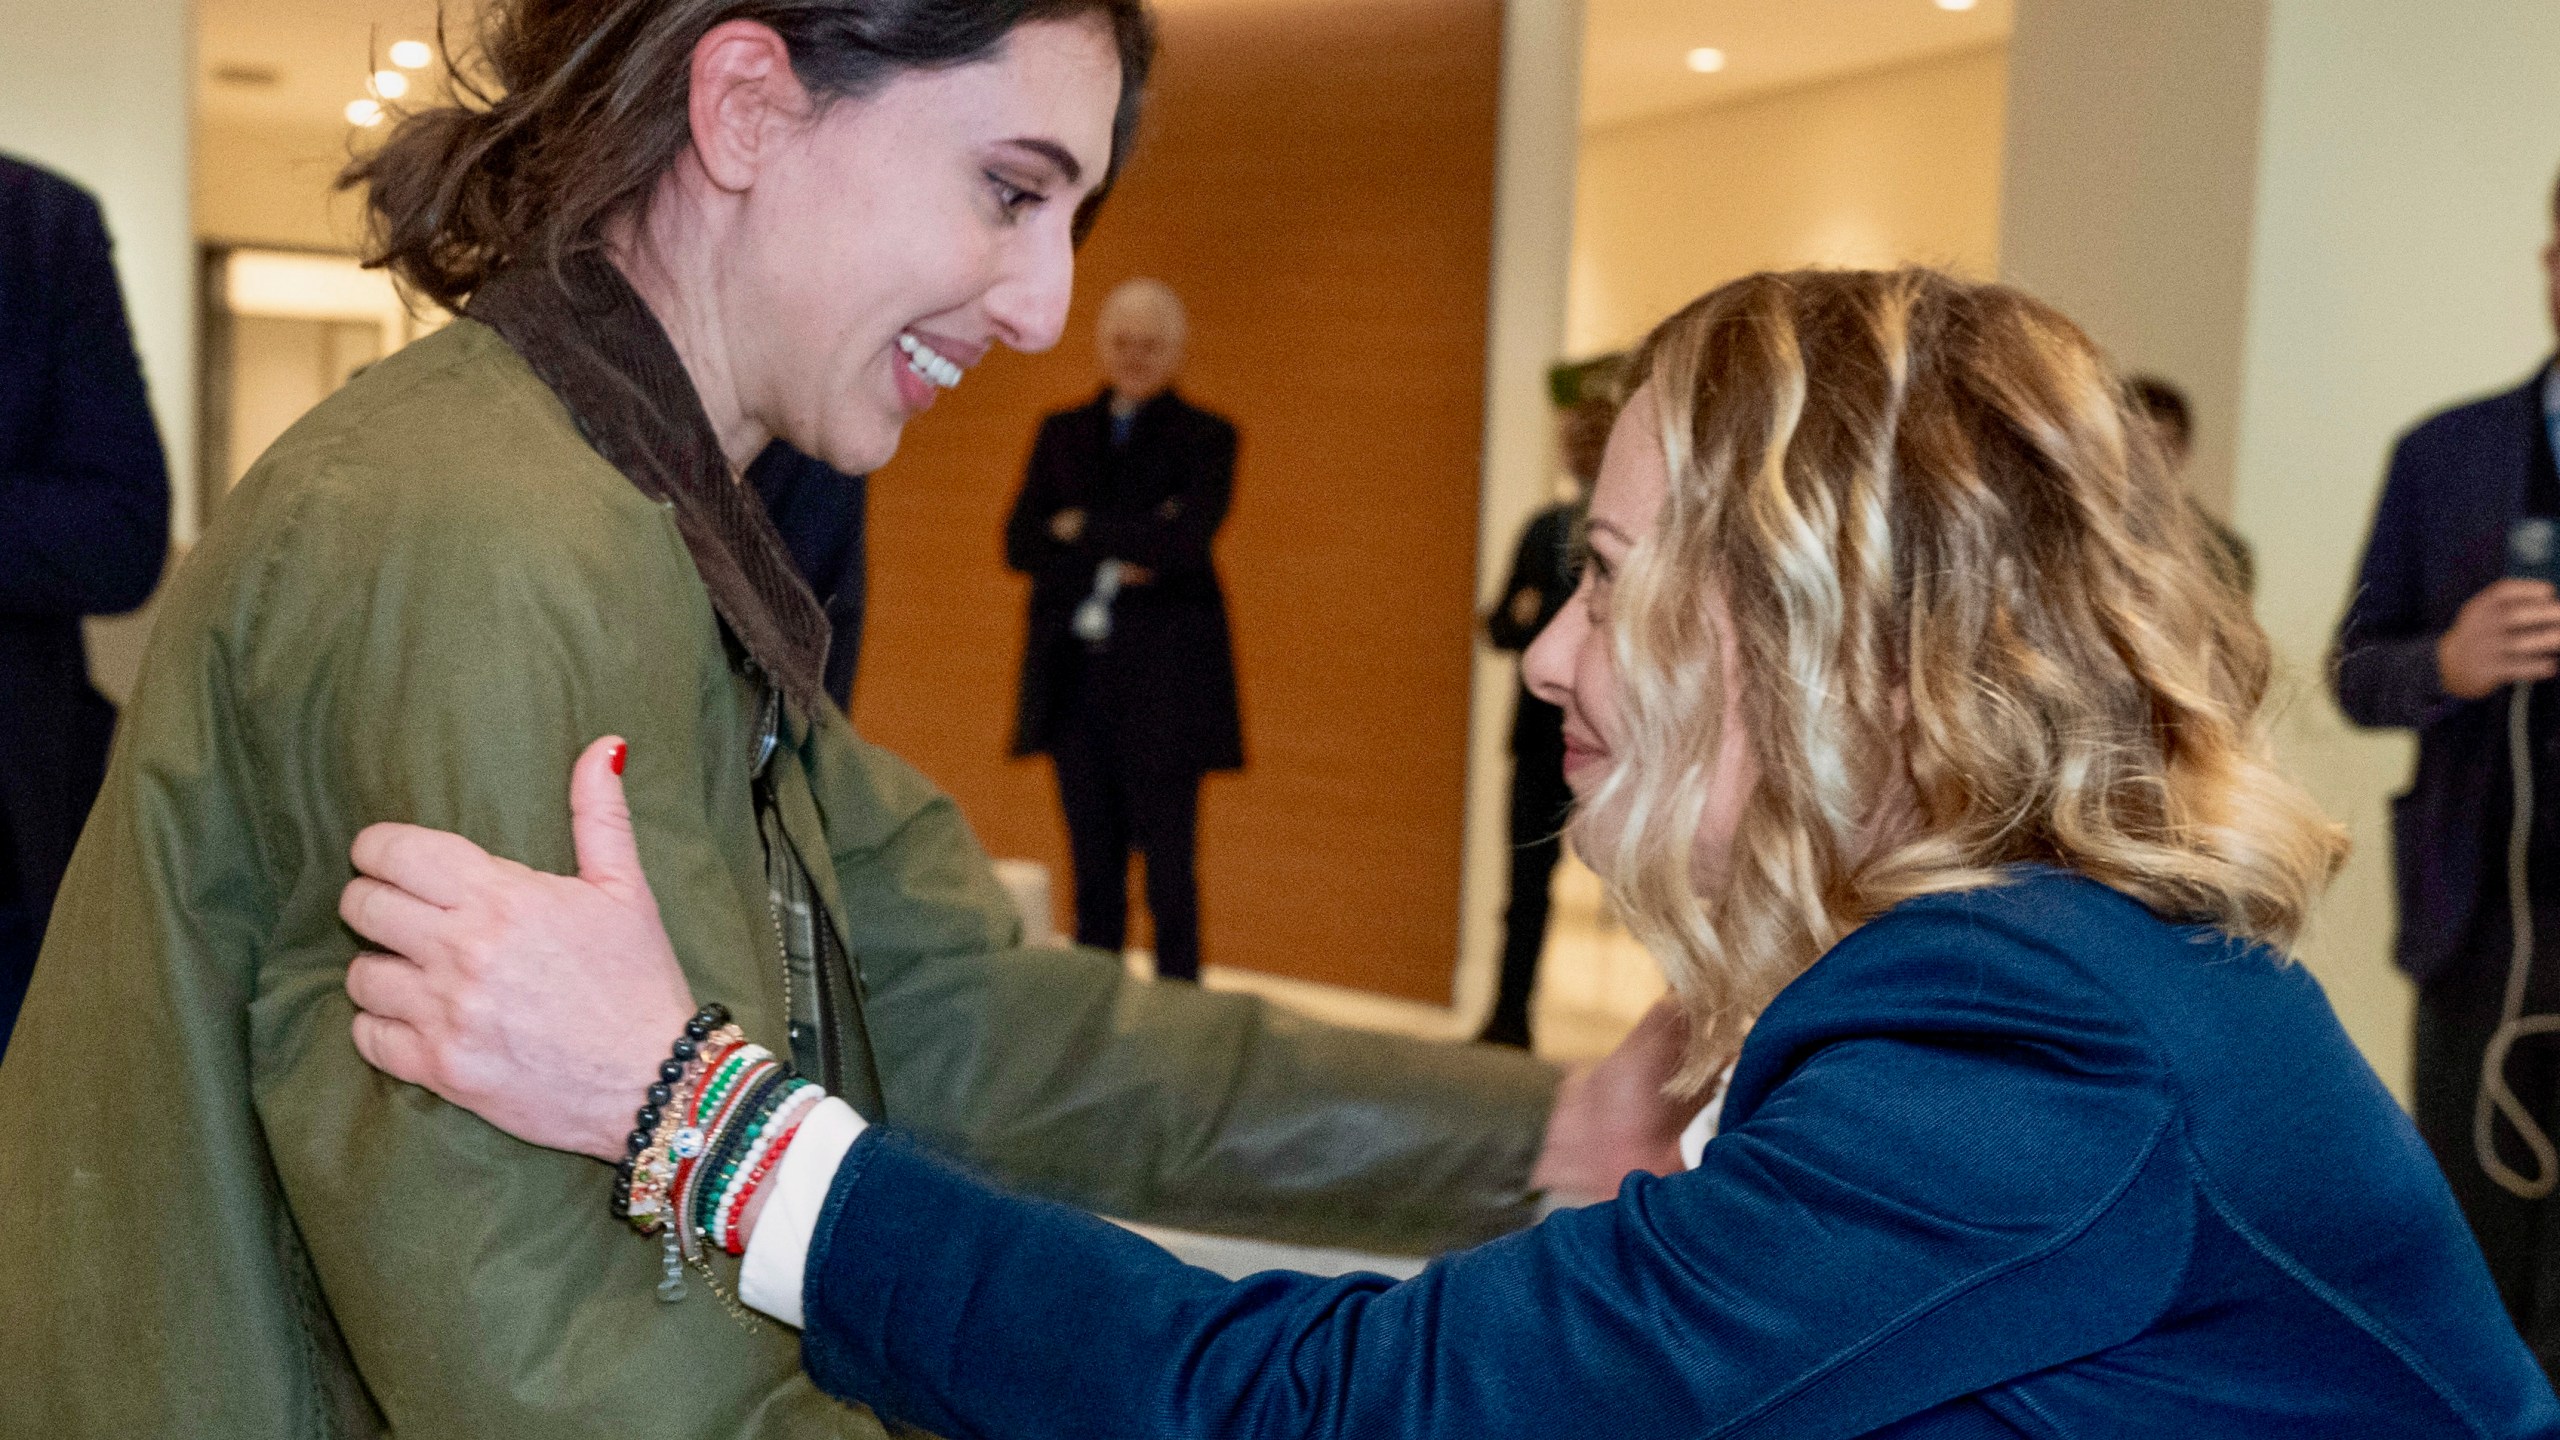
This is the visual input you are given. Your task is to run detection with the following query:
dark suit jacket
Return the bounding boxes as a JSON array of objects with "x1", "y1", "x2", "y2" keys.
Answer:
[
  {"x1": 1488, "y1": 500, "x2": 1578, "y2": 761},
  {"x1": 748, "y1": 442, "x2": 866, "y2": 710},
  {"x1": 2332, "y1": 364, "x2": 2558, "y2": 985},
  {"x1": 1005, "y1": 388, "x2": 1243, "y2": 773},
  {"x1": 0, "y1": 155, "x2": 168, "y2": 924}
]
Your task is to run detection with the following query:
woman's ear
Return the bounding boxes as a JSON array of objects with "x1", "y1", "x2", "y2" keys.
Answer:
[{"x1": 686, "y1": 20, "x2": 812, "y2": 194}]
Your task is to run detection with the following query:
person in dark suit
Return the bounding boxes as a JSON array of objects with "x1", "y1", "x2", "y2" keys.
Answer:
[
  {"x1": 1006, "y1": 278, "x2": 1241, "y2": 983},
  {"x1": 1476, "y1": 392, "x2": 1609, "y2": 1048},
  {"x1": 0, "y1": 154, "x2": 169, "y2": 1056},
  {"x1": 2332, "y1": 167, "x2": 2560, "y2": 1373},
  {"x1": 2126, "y1": 374, "x2": 2255, "y2": 595},
  {"x1": 749, "y1": 443, "x2": 867, "y2": 709}
]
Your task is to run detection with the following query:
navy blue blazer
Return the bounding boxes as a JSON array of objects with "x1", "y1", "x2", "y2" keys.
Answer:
[
  {"x1": 2333, "y1": 365, "x2": 2558, "y2": 984},
  {"x1": 0, "y1": 155, "x2": 168, "y2": 927},
  {"x1": 797, "y1": 871, "x2": 2557, "y2": 1438}
]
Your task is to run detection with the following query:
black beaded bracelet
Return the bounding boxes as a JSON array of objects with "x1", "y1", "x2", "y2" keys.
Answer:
[{"x1": 610, "y1": 1002, "x2": 731, "y2": 1220}]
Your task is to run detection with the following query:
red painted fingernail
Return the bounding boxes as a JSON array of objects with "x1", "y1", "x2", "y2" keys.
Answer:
[{"x1": 609, "y1": 742, "x2": 628, "y2": 776}]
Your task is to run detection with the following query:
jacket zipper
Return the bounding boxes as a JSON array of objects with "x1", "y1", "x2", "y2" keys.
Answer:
[{"x1": 751, "y1": 684, "x2": 843, "y2": 1095}]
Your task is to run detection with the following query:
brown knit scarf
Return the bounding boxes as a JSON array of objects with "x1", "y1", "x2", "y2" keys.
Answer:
[{"x1": 467, "y1": 252, "x2": 831, "y2": 721}]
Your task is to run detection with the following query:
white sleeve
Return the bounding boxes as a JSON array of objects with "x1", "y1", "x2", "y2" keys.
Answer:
[
  {"x1": 738, "y1": 1095, "x2": 868, "y2": 1328},
  {"x1": 1679, "y1": 1063, "x2": 1740, "y2": 1171}
]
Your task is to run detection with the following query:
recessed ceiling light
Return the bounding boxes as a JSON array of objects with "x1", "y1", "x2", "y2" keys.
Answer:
[
  {"x1": 346, "y1": 98, "x2": 384, "y2": 127},
  {"x1": 1935, "y1": 0, "x2": 1980, "y2": 10},
  {"x1": 388, "y1": 39, "x2": 433, "y2": 70},
  {"x1": 373, "y1": 69, "x2": 410, "y2": 99},
  {"x1": 1686, "y1": 47, "x2": 1727, "y2": 74}
]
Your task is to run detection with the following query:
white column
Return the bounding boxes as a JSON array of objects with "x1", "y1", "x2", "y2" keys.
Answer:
[
  {"x1": 2004, "y1": 0, "x2": 2560, "y2": 1096},
  {"x1": 1999, "y1": 0, "x2": 2270, "y2": 520},
  {"x1": 0, "y1": 0, "x2": 196, "y2": 543},
  {"x1": 1458, "y1": 0, "x2": 1585, "y2": 1034}
]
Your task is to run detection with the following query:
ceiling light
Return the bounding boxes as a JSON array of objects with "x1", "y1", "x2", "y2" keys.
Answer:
[
  {"x1": 1685, "y1": 47, "x2": 1727, "y2": 74},
  {"x1": 346, "y1": 98, "x2": 384, "y2": 127},
  {"x1": 1935, "y1": 0, "x2": 1980, "y2": 10},
  {"x1": 388, "y1": 39, "x2": 433, "y2": 70},
  {"x1": 372, "y1": 69, "x2": 410, "y2": 99}
]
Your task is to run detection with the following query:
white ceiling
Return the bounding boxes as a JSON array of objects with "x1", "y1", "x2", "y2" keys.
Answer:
[
  {"x1": 196, "y1": 0, "x2": 2014, "y2": 136},
  {"x1": 1582, "y1": 0, "x2": 2013, "y2": 133}
]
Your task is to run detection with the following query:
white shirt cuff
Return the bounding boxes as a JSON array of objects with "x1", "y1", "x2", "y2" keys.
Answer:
[
  {"x1": 738, "y1": 1095, "x2": 867, "y2": 1328},
  {"x1": 1678, "y1": 1064, "x2": 1738, "y2": 1171}
]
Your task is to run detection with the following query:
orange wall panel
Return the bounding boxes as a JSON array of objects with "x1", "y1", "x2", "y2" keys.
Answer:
[{"x1": 856, "y1": 0, "x2": 1500, "y2": 1003}]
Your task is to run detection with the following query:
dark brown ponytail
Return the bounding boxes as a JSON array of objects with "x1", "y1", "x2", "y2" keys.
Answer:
[{"x1": 343, "y1": 0, "x2": 1155, "y2": 311}]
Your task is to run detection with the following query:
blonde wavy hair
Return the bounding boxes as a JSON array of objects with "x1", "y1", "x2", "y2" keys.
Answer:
[{"x1": 1579, "y1": 269, "x2": 2348, "y2": 1091}]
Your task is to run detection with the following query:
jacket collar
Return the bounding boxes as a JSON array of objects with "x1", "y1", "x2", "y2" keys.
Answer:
[
  {"x1": 467, "y1": 252, "x2": 830, "y2": 721},
  {"x1": 1092, "y1": 385, "x2": 1181, "y2": 421}
]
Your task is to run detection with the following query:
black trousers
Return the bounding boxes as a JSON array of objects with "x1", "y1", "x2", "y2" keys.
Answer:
[
  {"x1": 1480, "y1": 741, "x2": 1573, "y2": 1048},
  {"x1": 2414, "y1": 898, "x2": 2560, "y2": 1381},
  {"x1": 1051, "y1": 670, "x2": 1206, "y2": 983}
]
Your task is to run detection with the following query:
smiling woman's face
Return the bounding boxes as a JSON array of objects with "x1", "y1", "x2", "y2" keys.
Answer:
[
  {"x1": 1524, "y1": 384, "x2": 1758, "y2": 890},
  {"x1": 724, "y1": 17, "x2": 1123, "y2": 474}
]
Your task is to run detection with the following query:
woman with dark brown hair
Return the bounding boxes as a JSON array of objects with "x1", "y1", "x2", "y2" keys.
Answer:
[
  {"x1": 0, "y1": 4, "x2": 1683, "y2": 1435},
  {"x1": 346, "y1": 269, "x2": 2558, "y2": 1437}
]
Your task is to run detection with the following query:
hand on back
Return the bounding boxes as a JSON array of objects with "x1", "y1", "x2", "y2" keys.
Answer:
[{"x1": 340, "y1": 736, "x2": 696, "y2": 1162}]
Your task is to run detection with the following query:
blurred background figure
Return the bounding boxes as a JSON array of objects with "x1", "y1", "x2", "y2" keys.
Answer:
[
  {"x1": 1476, "y1": 366, "x2": 1615, "y2": 1049},
  {"x1": 2331, "y1": 168, "x2": 2560, "y2": 1377},
  {"x1": 2127, "y1": 373, "x2": 2255, "y2": 595},
  {"x1": 751, "y1": 442, "x2": 867, "y2": 710},
  {"x1": 1006, "y1": 278, "x2": 1241, "y2": 983},
  {"x1": 0, "y1": 154, "x2": 169, "y2": 1058}
]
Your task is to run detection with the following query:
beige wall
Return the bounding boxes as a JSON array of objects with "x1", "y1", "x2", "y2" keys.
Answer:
[
  {"x1": 1568, "y1": 44, "x2": 2008, "y2": 356},
  {"x1": 2004, "y1": 0, "x2": 2560, "y2": 1100},
  {"x1": 196, "y1": 116, "x2": 369, "y2": 253},
  {"x1": 2001, "y1": 0, "x2": 2269, "y2": 519},
  {"x1": 0, "y1": 0, "x2": 195, "y2": 541},
  {"x1": 2233, "y1": 0, "x2": 2560, "y2": 1099}
]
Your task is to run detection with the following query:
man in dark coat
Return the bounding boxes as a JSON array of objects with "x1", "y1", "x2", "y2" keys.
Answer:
[
  {"x1": 0, "y1": 154, "x2": 169, "y2": 1055},
  {"x1": 1006, "y1": 278, "x2": 1241, "y2": 982},
  {"x1": 2331, "y1": 166, "x2": 2560, "y2": 1372}
]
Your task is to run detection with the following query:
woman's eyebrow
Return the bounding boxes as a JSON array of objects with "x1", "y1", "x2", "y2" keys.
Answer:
[
  {"x1": 1586, "y1": 517, "x2": 1637, "y2": 547},
  {"x1": 996, "y1": 137, "x2": 1084, "y2": 185}
]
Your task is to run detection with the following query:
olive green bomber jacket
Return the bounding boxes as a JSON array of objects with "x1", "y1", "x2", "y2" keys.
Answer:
[{"x1": 0, "y1": 317, "x2": 1559, "y2": 1437}]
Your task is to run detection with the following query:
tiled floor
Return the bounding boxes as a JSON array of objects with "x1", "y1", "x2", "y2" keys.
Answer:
[
  {"x1": 1111, "y1": 845, "x2": 1669, "y2": 1270},
  {"x1": 1524, "y1": 851, "x2": 1669, "y2": 1064},
  {"x1": 1029, "y1": 835, "x2": 1669, "y2": 1060},
  {"x1": 1086, "y1": 849, "x2": 1666, "y2": 1065},
  {"x1": 1091, "y1": 852, "x2": 1667, "y2": 1276}
]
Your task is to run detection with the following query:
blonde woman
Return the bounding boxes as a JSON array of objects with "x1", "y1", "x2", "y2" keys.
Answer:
[{"x1": 340, "y1": 269, "x2": 2558, "y2": 1436}]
